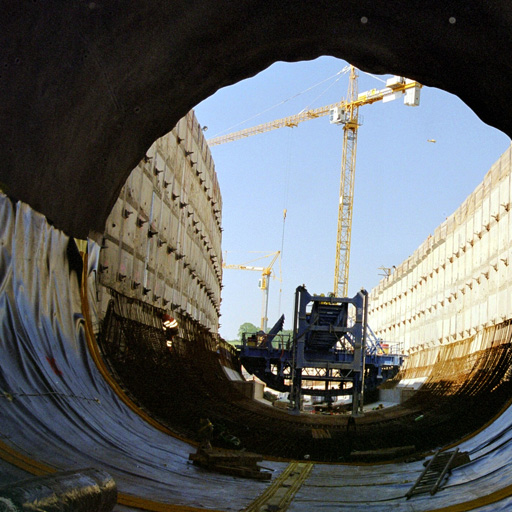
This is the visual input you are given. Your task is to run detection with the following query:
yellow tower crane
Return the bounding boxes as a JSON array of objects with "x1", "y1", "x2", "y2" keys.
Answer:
[
  {"x1": 222, "y1": 251, "x2": 281, "y2": 332},
  {"x1": 209, "y1": 67, "x2": 421, "y2": 297}
]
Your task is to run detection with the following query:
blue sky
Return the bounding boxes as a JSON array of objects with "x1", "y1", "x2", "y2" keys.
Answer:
[{"x1": 194, "y1": 56, "x2": 511, "y2": 341}]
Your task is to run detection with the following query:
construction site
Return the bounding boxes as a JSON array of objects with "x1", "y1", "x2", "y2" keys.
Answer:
[{"x1": 2, "y1": 2, "x2": 512, "y2": 511}]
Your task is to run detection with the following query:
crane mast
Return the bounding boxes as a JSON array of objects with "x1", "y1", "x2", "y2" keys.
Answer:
[
  {"x1": 222, "y1": 251, "x2": 280, "y2": 332},
  {"x1": 334, "y1": 65, "x2": 359, "y2": 297},
  {"x1": 209, "y1": 69, "x2": 421, "y2": 299}
]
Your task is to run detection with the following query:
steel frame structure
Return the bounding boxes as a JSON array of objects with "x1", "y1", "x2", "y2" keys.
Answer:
[{"x1": 238, "y1": 285, "x2": 404, "y2": 415}]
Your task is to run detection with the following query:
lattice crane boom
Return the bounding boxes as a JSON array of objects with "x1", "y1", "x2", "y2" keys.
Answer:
[
  {"x1": 207, "y1": 76, "x2": 420, "y2": 147},
  {"x1": 207, "y1": 103, "x2": 337, "y2": 146},
  {"x1": 222, "y1": 251, "x2": 281, "y2": 332},
  {"x1": 222, "y1": 264, "x2": 265, "y2": 272},
  {"x1": 210, "y1": 70, "x2": 421, "y2": 297}
]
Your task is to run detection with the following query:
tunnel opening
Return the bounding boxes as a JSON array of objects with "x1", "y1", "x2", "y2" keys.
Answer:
[{"x1": 1, "y1": 6, "x2": 510, "y2": 512}]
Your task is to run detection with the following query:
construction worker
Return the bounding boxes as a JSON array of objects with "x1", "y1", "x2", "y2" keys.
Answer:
[
  {"x1": 198, "y1": 418, "x2": 214, "y2": 449},
  {"x1": 162, "y1": 313, "x2": 179, "y2": 347},
  {"x1": 257, "y1": 330, "x2": 268, "y2": 348}
]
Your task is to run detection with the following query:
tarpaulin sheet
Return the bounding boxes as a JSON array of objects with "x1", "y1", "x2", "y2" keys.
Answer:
[
  {"x1": 0, "y1": 459, "x2": 32, "y2": 486},
  {"x1": 2, "y1": 191, "x2": 512, "y2": 512},
  {"x1": 0, "y1": 193, "x2": 284, "y2": 511}
]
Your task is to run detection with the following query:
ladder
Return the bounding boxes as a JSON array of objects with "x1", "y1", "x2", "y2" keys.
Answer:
[{"x1": 406, "y1": 448, "x2": 459, "y2": 499}]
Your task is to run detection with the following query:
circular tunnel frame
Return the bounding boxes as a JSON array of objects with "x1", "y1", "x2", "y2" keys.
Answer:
[
  {"x1": 1, "y1": 1, "x2": 512, "y2": 238},
  {"x1": 3, "y1": 3, "x2": 512, "y2": 510}
]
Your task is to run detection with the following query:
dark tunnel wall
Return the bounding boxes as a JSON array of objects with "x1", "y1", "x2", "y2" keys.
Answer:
[
  {"x1": 2, "y1": 0, "x2": 512, "y2": 238},
  {"x1": 3, "y1": 4, "x2": 512, "y2": 508}
]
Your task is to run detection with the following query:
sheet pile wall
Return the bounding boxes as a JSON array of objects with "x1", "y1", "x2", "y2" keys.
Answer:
[{"x1": 97, "y1": 111, "x2": 222, "y2": 333}]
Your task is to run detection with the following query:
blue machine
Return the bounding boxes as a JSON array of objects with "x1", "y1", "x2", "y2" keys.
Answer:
[{"x1": 238, "y1": 285, "x2": 404, "y2": 414}]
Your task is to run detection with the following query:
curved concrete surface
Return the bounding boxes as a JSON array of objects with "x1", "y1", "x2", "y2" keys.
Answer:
[
  {"x1": 0, "y1": 194, "x2": 286, "y2": 511},
  {"x1": 3, "y1": 2, "x2": 512, "y2": 510},
  {"x1": 1, "y1": 1, "x2": 512, "y2": 237},
  {"x1": 2, "y1": 193, "x2": 512, "y2": 511}
]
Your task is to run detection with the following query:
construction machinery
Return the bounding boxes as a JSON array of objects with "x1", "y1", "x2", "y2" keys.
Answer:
[
  {"x1": 238, "y1": 285, "x2": 404, "y2": 413},
  {"x1": 222, "y1": 251, "x2": 280, "y2": 332},
  {"x1": 208, "y1": 66, "x2": 421, "y2": 296}
]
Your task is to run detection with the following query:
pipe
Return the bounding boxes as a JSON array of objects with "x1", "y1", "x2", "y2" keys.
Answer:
[{"x1": 0, "y1": 468, "x2": 117, "y2": 512}]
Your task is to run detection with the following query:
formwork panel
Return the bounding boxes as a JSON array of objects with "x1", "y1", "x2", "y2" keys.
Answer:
[{"x1": 96, "y1": 110, "x2": 222, "y2": 331}]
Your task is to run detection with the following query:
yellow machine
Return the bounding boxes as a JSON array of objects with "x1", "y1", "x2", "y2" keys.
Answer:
[
  {"x1": 222, "y1": 251, "x2": 280, "y2": 332},
  {"x1": 209, "y1": 66, "x2": 421, "y2": 296}
]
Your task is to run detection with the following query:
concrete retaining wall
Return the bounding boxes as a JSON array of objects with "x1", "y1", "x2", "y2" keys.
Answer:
[
  {"x1": 96, "y1": 111, "x2": 222, "y2": 332},
  {"x1": 370, "y1": 144, "x2": 512, "y2": 353}
]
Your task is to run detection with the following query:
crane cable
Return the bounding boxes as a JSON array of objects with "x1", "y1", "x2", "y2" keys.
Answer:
[
  {"x1": 277, "y1": 126, "x2": 294, "y2": 317},
  {"x1": 209, "y1": 67, "x2": 351, "y2": 139},
  {"x1": 278, "y1": 208, "x2": 286, "y2": 317},
  {"x1": 297, "y1": 67, "x2": 349, "y2": 114}
]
